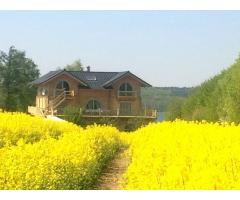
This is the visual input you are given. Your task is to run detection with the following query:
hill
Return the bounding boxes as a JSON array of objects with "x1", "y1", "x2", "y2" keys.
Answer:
[
  {"x1": 141, "y1": 87, "x2": 192, "y2": 112},
  {"x1": 171, "y1": 56, "x2": 240, "y2": 123}
]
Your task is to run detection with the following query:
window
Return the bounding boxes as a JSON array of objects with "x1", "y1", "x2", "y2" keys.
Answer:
[
  {"x1": 38, "y1": 88, "x2": 48, "y2": 96},
  {"x1": 56, "y1": 80, "x2": 70, "y2": 91},
  {"x1": 55, "y1": 80, "x2": 70, "y2": 96},
  {"x1": 86, "y1": 100, "x2": 101, "y2": 110},
  {"x1": 119, "y1": 83, "x2": 133, "y2": 96},
  {"x1": 119, "y1": 83, "x2": 132, "y2": 91}
]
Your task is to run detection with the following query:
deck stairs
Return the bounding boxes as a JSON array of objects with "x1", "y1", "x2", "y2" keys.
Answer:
[
  {"x1": 28, "y1": 90, "x2": 74, "y2": 117},
  {"x1": 48, "y1": 90, "x2": 74, "y2": 116}
]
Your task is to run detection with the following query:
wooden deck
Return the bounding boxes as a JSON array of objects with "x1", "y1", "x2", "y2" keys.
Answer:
[
  {"x1": 29, "y1": 97, "x2": 157, "y2": 119},
  {"x1": 61, "y1": 114, "x2": 157, "y2": 119},
  {"x1": 80, "y1": 109, "x2": 157, "y2": 119},
  {"x1": 81, "y1": 112, "x2": 157, "y2": 119},
  {"x1": 28, "y1": 106, "x2": 157, "y2": 119}
]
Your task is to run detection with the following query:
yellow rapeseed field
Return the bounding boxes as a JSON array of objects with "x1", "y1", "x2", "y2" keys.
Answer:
[
  {"x1": 123, "y1": 120, "x2": 240, "y2": 190},
  {"x1": 0, "y1": 112, "x2": 83, "y2": 147},
  {"x1": 0, "y1": 112, "x2": 122, "y2": 189},
  {"x1": 2, "y1": 112, "x2": 240, "y2": 190}
]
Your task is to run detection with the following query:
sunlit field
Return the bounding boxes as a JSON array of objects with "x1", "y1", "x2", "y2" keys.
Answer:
[
  {"x1": 0, "y1": 113, "x2": 122, "y2": 189},
  {"x1": 1, "y1": 113, "x2": 240, "y2": 189},
  {"x1": 124, "y1": 121, "x2": 240, "y2": 189}
]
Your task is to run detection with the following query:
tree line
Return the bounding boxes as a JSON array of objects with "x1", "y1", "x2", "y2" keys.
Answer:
[
  {"x1": 141, "y1": 87, "x2": 192, "y2": 111},
  {"x1": 0, "y1": 46, "x2": 84, "y2": 112},
  {"x1": 166, "y1": 56, "x2": 240, "y2": 123},
  {"x1": 0, "y1": 46, "x2": 39, "y2": 111}
]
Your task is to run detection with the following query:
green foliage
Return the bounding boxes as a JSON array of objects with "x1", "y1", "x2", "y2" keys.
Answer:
[
  {"x1": 123, "y1": 118, "x2": 150, "y2": 131},
  {"x1": 64, "y1": 59, "x2": 84, "y2": 71},
  {"x1": 0, "y1": 46, "x2": 39, "y2": 111},
  {"x1": 141, "y1": 87, "x2": 192, "y2": 111},
  {"x1": 180, "y1": 56, "x2": 240, "y2": 123},
  {"x1": 62, "y1": 105, "x2": 83, "y2": 124},
  {"x1": 165, "y1": 97, "x2": 184, "y2": 121}
]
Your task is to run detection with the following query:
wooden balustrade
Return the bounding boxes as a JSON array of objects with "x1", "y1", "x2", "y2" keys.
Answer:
[{"x1": 82, "y1": 108, "x2": 157, "y2": 118}]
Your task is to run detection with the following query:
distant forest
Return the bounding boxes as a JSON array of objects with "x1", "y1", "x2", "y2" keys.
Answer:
[{"x1": 141, "y1": 87, "x2": 192, "y2": 111}]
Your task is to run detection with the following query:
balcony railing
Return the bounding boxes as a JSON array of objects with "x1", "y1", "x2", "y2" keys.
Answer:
[
  {"x1": 118, "y1": 90, "x2": 136, "y2": 96},
  {"x1": 81, "y1": 108, "x2": 157, "y2": 118},
  {"x1": 117, "y1": 91, "x2": 137, "y2": 100}
]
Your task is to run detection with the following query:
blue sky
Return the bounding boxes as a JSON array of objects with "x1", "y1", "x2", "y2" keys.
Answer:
[{"x1": 1, "y1": 11, "x2": 240, "y2": 87}]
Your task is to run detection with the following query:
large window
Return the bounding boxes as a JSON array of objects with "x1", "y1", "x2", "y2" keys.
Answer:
[
  {"x1": 119, "y1": 83, "x2": 133, "y2": 96},
  {"x1": 56, "y1": 80, "x2": 70, "y2": 91},
  {"x1": 86, "y1": 100, "x2": 101, "y2": 110},
  {"x1": 56, "y1": 80, "x2": 70, "y2": 96}
]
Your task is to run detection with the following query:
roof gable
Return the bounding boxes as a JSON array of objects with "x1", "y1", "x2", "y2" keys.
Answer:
[{"x1": 102, "y1": 71, "x2": 151, "y2": 87}]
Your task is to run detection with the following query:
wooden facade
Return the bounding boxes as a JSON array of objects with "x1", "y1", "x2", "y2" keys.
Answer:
[{"x1": 28, "y1": 70, "x2": 156, "y2": 118}]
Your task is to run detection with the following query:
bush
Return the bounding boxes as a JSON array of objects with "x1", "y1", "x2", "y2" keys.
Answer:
[{"x1": 62, "y1": 105, "x2": 83, "y2": 124}]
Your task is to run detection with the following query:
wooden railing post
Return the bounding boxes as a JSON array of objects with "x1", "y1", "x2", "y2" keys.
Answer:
[{"x1": 117, "y1": 108, "x2": 119, "y2": 116}]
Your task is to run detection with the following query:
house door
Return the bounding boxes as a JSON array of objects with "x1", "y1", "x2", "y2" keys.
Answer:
[{"x1": 119, "y1": 102, "x2": 131, "y2": 116}]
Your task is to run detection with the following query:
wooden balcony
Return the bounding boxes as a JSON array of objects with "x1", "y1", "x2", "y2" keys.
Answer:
[
  {"x1": 81, "y1": 108, "x2": 157, "y2": 119},
  {"x1": 117, "y1": 91, "x2": 137, "y2": 101}
]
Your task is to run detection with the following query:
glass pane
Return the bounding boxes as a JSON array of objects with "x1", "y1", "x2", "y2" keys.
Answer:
[
  {"x1": 126, "y1": 83, "x2": 132, "y2": 91},
  {"x1": 86, "y1": 100, "x2": 101, "y2": 110},
  {"x1": 56, "y1": 80, "x2": 69, "y2": 91},
  {"x1": 94, "y1": 100, "x2": 100, "y2": 109},
  {"x1": 56, "y1": 80, "x2": 63, "y2": 89},
  {"x1": 119, "y1": 83, "x2": 125, "y2": 91},
  {"x1": 87, "y1": 101, "x2": 93, "y2": 109},
  {"x1": 119, "y1": 83, "x2": 132, "y2": 91}
]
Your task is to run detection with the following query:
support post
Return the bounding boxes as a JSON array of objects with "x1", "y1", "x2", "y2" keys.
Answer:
[
  {"x1": 144, "y1": 104, "x2": 147, "y2": 116},
  {"x1": 79, "y1": 107, "x2": 82, "y2": 115}
]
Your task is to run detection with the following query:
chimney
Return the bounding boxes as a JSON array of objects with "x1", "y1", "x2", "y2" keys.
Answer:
[{"x1": 87, "y1": 66, "x2": 90, "y2": 72}]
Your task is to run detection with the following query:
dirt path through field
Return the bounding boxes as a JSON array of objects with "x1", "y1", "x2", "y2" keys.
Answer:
[{"x1": 95, "y1": 148, "x2": 130, "y2": 190}]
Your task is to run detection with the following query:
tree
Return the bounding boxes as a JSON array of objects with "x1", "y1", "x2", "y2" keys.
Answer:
[
  {"x1": 0, "y1": 46, "x2": 40, "y2": 111},
  {"x1": 180, "y1": 55, "x2": 240, "y2": 123},
  {"x1": 165, "y1": 97, "x2": 184, "y2": 121},
  {"x1": 64, "y1": 59, "x2": 84, "y2": 71}
]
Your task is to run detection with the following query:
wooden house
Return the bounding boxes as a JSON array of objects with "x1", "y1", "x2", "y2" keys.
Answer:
[{"x1": 28, "y1": 67, "x2": 156, "y2": 118}]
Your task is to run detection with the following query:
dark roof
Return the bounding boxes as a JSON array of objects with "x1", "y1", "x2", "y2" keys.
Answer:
[
  {"x1": 31, "y1": 70, "x2": 62, "y2": 85},
  {"x1": 68, "y1": 71, "x2": 120, "y2": 89},
  {"x1": 31, "y1": 70, "x2": 151, "y2": 89},
  {"x1": 102, "y1": 71, "x2": 151, "y2": 87},
  {"x1": 102, "y1": 71, "x2": 129, "y2": 87}
]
